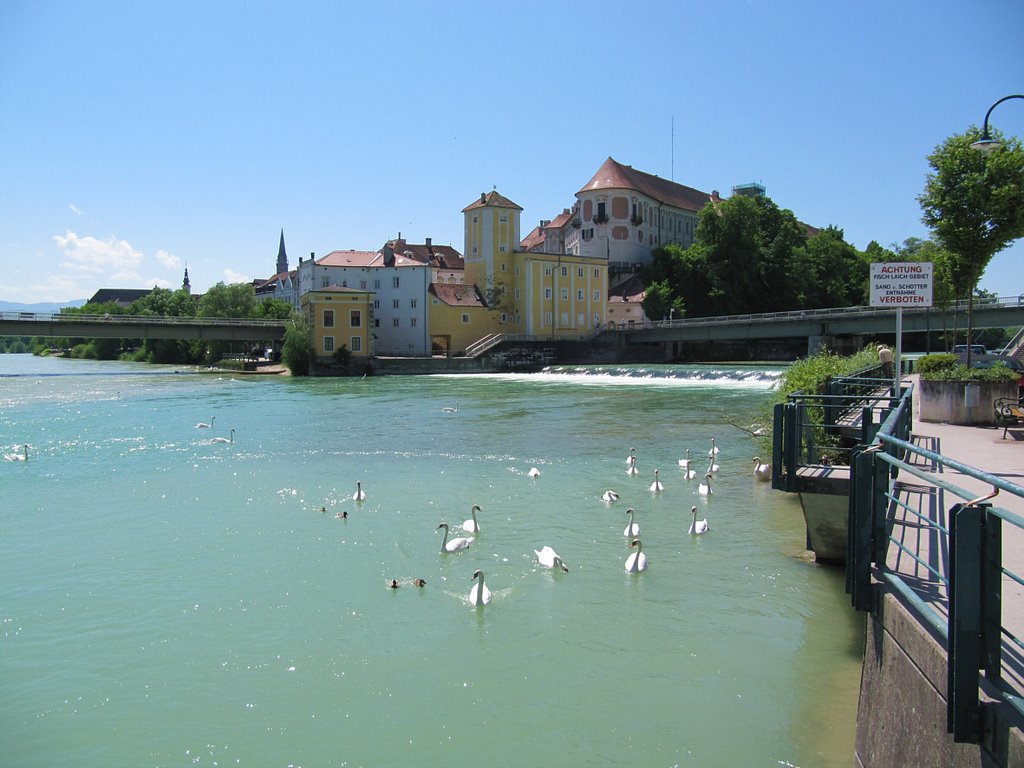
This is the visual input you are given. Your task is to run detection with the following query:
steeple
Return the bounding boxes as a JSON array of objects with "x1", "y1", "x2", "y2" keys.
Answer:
[
  {"x1": 277, "y1": 229, "x2": 288, "y2": 275},
  {"x1": 182, "y1": 266, "x2": 191, "y2": 294}
]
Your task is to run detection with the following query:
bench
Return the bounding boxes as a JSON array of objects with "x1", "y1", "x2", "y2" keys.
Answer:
[{"x1": 995, "y1": 396, "x2": 1024, "y2": 438}]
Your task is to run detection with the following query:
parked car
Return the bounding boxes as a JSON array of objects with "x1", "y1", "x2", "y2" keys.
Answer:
[
  {"x1": 956, "y1": 352, "x2": 1024, "y2": 396},
  {"x1": 953, "y1": 344, "x2": 987, "y2": 355}
]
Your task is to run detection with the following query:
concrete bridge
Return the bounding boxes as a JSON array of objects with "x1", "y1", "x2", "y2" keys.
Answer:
[{"x1": 0, "y1": 311, "x2": 287, "y2": 343}]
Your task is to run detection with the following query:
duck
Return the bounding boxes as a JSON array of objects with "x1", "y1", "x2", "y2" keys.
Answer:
[
  {"x1": 625, "y1": 538, "x2": 648, "y2": 573},
  {"x1": 528, "y1": 467, "x2": 542, "y2": 478},
  {"x1": 461, "y1": 504, "x2": 483, "y2": 533},
  {"x1": 601, "y1": 489, "x2": 620, "y2": 503},
  {"x1": 534, "y1": 545, "x2": 570, "y2": 572},
  {"x1": 335, "y1": 510, "x2": 348, "y2": 519},
  {"x1": 194, "y1": 417, "x2": 215, "y2": 429},
  {"x1": 698, "y1": 473, "x2": 714, "y2": 496},
  {"x1": 678, "y1": 448, "x2": 692, "y2": 470},
  {"x1": 688, "y1": 505, "x2": 710, "y2": 535},
  {"x1": 469, "y1": 569, "x2": 491, "y2": 606},
  {"x1": 4, "y1": 444, "x2": 29, "y2": 462},
  {"x1": 388, "y1": 579, "x2": 400, "y2": 589},
  {"x1": 437, "y1": 522, "x2": 473, "y2": 553},
  {"x1": 708, "y1": 436, "x2": 719, "y2": 457},
  {"x1": 211, "y1": 428, "x2": 235, "y2": 444},
  {"x1": 626, "y1": 455, "x2": 639, "y2": 476},
  {"x1": 623, "y1": 508, "x2": 641, "y2": 537},
  {"x1": 353, "y1": 481, "x2": 366, "y2": 501},
  {"x1": 753, "y1": 456, "x2": 772, "y2": 482},
  {"x1": 649, "y1": 468, "x2": 664, "y2": 493},
  {"x1": 413, "y1": 578, "x2": 427, "y2": 587}
]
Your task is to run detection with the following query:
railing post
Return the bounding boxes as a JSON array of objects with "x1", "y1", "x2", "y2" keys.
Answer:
[
  {"x1": 847, "y1": 446, "x2": 875, "y2": 611},
  {"x1": 948, "y1": 502, "x2": 984, "y2": 743},
  {"x1": 981, "y1": 504, "x2": 1002, "y2": 683}
]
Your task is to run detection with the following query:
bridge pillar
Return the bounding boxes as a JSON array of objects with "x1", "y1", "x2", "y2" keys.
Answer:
[{"x1": 808, "y1": 335, "x2": 835, "y2": 356}]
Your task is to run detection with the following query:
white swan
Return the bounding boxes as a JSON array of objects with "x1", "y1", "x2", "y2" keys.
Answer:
[
  {"x1": 469, "y1": 569, "x2": 491, "y2": 606},
  {"x1": 708, "y1": 436, "x2": 719, "y2": 457},
  {"x1": 706, "y1": 455, "x2": 720, "y2": 473},
  {"x1": 195, "y1": 417, "x2": 215, "y2": 429},
  {"x1": 698, "y1": 472, "x2": 714, "y2": 496},
  {"x1": 437, "y1": 522, "x2": 473, "y2": 553},
  {"x1": 602, "y1": 489, "x2": 620, "y2": 503},
  {"x1": 678, "y1": 448, "x2": 692, "y2": 469},
  {"x1": 688, "y1": 505, "x2": 710, "y2": 535},
  {"x1": 442, "y1": 402, "x2": 459, "y2": 413},
  {"x1": 753, "y1": 456, "x2": 772, "y2": 482},
  {"x1": 4, "y1": 444, "x2": 28, "y2": 462},
  {"x1": 625, "y1": 446, "x2": 637, "y2": 465},
  {"x1": 623, "y1": 508, "x2": 641, "y2": 537},
  {"x1": 626, "y1": 455, "x2": 639, "y2": 476},
  {"x1": 461, "y1": 504, "x2": 482, "y2": 533},
  {"x1": 683, "y1": 465, "x2": 696, "y2": 480},
  {"x1": 625, "y1": 538, "x2": 648, "y2": 573},
  {"x1": 352, "y1": 481, "x2": 366, "y2": 501},
  {"x1": 534, "y1": 546, "x2": 569, "y2": 572},
  {"x1": 211, "y1": 429, "x2": 235, "y2": 444},
  {"x1": 649, "y1": 468, "x2": 664, "y2": 493},
  {"x1": 528, "y1": 467, "x2": 541, "y2": 478}
]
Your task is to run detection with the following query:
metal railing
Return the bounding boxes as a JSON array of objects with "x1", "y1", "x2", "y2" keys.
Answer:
[
  {"x1": 0, "y1": 311, "x2": 287, "y2": 328},
  {"x1": 847, "y1": 392, "x2": 1024, "y2": 743}
]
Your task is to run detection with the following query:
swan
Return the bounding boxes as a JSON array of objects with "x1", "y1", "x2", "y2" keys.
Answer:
[
  {"x1": 698, "y1": 472, "x2": 714, "y2": 496},
  {"x1": 442, "y1": 402, "x2": 459, "y2": 413},
  {"x1": 602, "y1": 489, "x2": 620, "y2": 503},
  {"x1": 437, "y1": 522, "x2": 473, "y2": 553},
  {"x1": 688, "y1": 505, "x2": 710, "y2": 535},
  {"x1": 528, "y1": 467, "x2": 541, "y2": 478},
  {"x1": 625, "y1": 446, "x2": 637, "y2": 465},
  {"x1": 678, "y1": 448, "x2": 692, "y2": 469},
  {"x1": 353, "y1": 481, "x2": 366, "y2": 501},
  {"x1": 469, "y1": 569, "x2": 491, "y2": 606},
  {"x1": 753, "y1": 456, "x2": 772, "y2": 482},
  {"x1": 625, "y1": 538, "x2": 648, "y2": 573},
  {"x1": 708, "y1": 436, "x2": 719, "y2": 457},
  {"x1": 4, "y1": 444, "x2": 28, "y2": 462},
  {"x1": 683, "y1": 465, "x2": 697, "y2": 480},
  {"x1": 626, "y1": 455, "x2": 639, "y2": 476},
  {"x1": 195, "y1": 417, "x2": 215, "y2": 429},
  {"x1": 461, "y1": 504, "x2": 483, "y2": 533},
  {"x1": 649, "y1": 468, "x2": 664, "y2": 493},
  {"x1": 706, "y1": 455, "x2": 720, "y2": 473},
  {"x1": 623, "y1": 508, "x2": 641, "y2": 537},
  {"x1": 211, "y1": 428, "x2": 235, "y2": 444},
  {"x1": 534, "y1": 546, "x2": 569, "y2": 572}
]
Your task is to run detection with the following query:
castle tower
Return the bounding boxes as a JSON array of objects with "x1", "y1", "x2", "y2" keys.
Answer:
[
  {"x1": 462, "y1": 190, "x2": 522, "y2": 294},
  {"x1": 276, "y1": 229, "x2": 288, "y2": 275}
]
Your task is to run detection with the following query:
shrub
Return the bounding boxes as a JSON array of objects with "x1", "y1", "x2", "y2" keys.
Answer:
[{"x1": 914, "y1": 353, "x2": 957, "y2": 375}]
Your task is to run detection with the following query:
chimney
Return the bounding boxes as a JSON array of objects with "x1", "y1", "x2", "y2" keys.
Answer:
[
  {"x1": 711, "y1": 190, "x2": 720, "y2": 202},
  {"x1": 480, "y1": 192, "x2": 486, "y2": 203},
  {"x1": 310, "y1": 251, "x2": 315, "y2": 259},
  {"x1": 425, "y1": 237, "x2": 432, "y2": 247}
]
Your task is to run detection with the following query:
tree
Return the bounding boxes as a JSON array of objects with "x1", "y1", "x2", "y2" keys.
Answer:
[
  {"x1": 255, "y1": 298, "x2": 294, "y2": 320},
  {"x1": 198, "y1": 282, "x2": 259, "y2": 318},
  {"x1": 282, "y1": 315, "x2": 313, "y2": 376},
  {"x1": 919, "y1": 127, "x2": 1024, "y2": 363}
]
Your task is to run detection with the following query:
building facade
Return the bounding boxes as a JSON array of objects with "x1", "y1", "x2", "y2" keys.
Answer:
[{"x1": 301, "y1": 287, "x2": 374, "y2": 363}]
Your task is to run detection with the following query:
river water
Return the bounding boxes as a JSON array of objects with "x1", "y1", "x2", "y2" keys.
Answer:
[{"x1": 1, "y1": 354, "x2": 863, "y2": 767}]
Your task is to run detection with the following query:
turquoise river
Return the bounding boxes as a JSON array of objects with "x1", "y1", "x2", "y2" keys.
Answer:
[{"x1": 1, "y1": 354, "x2": 864, "y2": 767}]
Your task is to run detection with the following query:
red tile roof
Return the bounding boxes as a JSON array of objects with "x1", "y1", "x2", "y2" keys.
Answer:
[
  {"x1": 462, "y1": 190, "x2": 523, "y2": 213},
  {"x1": 608, "y1": 275, "x2": 647, "y2": 303},
  {"x1": 578, "y1": 157, "x2": 712, "y2": 213},
  {"x1": 382, "y1": 239, "x2": 464, "y2": 270},
  {"x1": 519, "y1": 225, "x2": 545, "y2": 251},
  {"x1": 316, "y1": 250, "x2": 380, "y2": 267},
  {"x1": 429, "y1": 283, "x2": 488, "y2": 307}
]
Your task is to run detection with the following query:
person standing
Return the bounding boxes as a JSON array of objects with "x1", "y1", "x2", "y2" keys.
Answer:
[{"x1": 878, "y1": 344, "x2": 894, "y2": 379}]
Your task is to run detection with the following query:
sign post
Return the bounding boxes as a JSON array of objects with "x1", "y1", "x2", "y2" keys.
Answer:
[{"x1": 869, "y1": 262, "x2": 933, "y2": 389}]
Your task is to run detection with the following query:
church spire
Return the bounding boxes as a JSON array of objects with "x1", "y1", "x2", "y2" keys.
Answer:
[
  {"x1": 182, "y1": 265, "x2": 191, "y2": 294},
  {"x1": 276, "y1": 229, "x2": 288, "y2": 275}
]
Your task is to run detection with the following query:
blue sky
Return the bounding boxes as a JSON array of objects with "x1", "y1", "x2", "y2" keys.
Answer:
[{"x1": 1, "y1": 0, "x2": 1022, "y2": 305}]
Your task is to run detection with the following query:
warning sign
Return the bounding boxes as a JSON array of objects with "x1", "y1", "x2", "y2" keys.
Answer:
[{"x1": 869, "y1": 262, "x2": 932, "y2": 308}]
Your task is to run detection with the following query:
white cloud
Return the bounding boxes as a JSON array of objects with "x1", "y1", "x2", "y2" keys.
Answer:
[
  {"x1": 54, "y1": 231, "x2": 143, "y2": 275},
  {"x1": 223, "y1": 268, "x2": 251, "y2": 284},
  {"x1": 145, "y1": 277, "x2": 175, "y2": 290},
  {"x1": 154, "y1": 249, "x2": 181, "y2": 269},
  {"x1": 69, "y1": 204, "x2": 82, "y2": 215}
]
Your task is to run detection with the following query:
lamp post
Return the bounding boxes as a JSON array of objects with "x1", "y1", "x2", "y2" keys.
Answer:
[{"x1": 970, "y1": 94, "x2": 1024, "y2": 153}]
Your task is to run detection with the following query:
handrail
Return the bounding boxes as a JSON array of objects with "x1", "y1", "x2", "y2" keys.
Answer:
[
  {"x1": 847, "y1": 393, "x2": 1024, "y2": 743},
  {"x1": 0, "y1": 311, "x2": 287, "y2": 327}
]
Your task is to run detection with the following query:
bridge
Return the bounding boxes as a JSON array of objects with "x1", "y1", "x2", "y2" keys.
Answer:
[
  {"x1": 615, "y1": 297, "x2": 1024, "y2": 345},
  {"x1": 0, "y1": 311, "x2": 287, "y2": 343}
]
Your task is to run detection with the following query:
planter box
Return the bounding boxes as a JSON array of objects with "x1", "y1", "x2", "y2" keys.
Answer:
[{"x1": 918, "y1": 378, "x2": 1019, "y2": 425}]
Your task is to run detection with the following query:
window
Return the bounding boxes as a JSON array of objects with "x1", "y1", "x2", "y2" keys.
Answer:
[
  {"x1": 561, "y1": 288, "x2": 568, "y2": 300},
  {"x1": 593, "y1": 314, "x2": 600, "y2": 327},
  {"x1": 351, "y1": 336, "x2": 362, "y2": 352},
  {"x1": 500, "y1": 312, "x2": 508, "y2": 323},
  {"x1": 593, "y1": 290, "x2": 600, "y2": 301},
  {"x1": 500, "y1": 263, "x2": 507, "y2": 271},
  {"x1": 324, "y1": 336, "x2": 334, "y2": 352},
  {"x1": 515, "y1": 265, "x2": 520, "y2": 276},
  {"x1": 374, "y1": 319, "x2": 380, "y2": 327},
  {"x1": 544, "y1": 288, "x2": 552, "y2": 299},
  {"x1": 543, "y1": 311, "x2": 552, "y2": 327},
  {"x1": 410, "y1": 298, "x2": 417, "y2": 309},
  {"x1": 321, "y1": 277, "x2": 329, "y2": 287},
  {"x1": 499, "y1": 244, "x2": 507, "y2": 252},
  {"x1": 577, "y1": 313, "x2": 585, "y2": 326},
  {"x1": 577, "y1": 289, "x2": 584, "y2": 300},
  {"x1": 514, "y1": 287, "x2": 520, "y2": 299},
  {"x1": 374, "y1": 280, "x2": 381, "y2": 290},
  {"x1": 360, "y1": 280, "x2": 367, "y2": 290},
  {"x1": 561, "y1": 266, "x2": 568, "y2": 277},
  {"x1": 392, "y1": 277, "x2": 400, "y2": 288},
  {"x1": 410, "y1": 317, "x2": 417, "y2": 327},
  {"x1": 596, "y1": 201, "x2": 607, "y2": 222},
  {"x1": 499, "y1": 213, "x2": 507, "y2": 222},
  {"x1": 461, "y1": 313, "x2": 470, "y2": 324},
  {"x1": 560, "y1": 312, "x2": 569, "y2": 326},
  {"x1": 393, "y1": 299, "x2": 400, "y2": 309},
  {"x1": 544, "y1": 265, "x2": 553, "y2": 275},
  {"x1": 323, "y1": 309, "x2": 335, "y2": 328},
  {"x1": 374, "y1": 299, "x2": 380, "y2": 309},
  {"x1": 350, "y1": 310, "x2": 361, "y2": 327},
  {"x1": 577, "y1": 267, "x2": 584, "y2": 278},
  {"x1": 392, "y1": 318, "x2": 400, "y2": 327}
]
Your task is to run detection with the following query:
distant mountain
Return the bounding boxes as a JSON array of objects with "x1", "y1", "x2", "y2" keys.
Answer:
[{"x1": 0, "y1": 300, "x2": 87, "y2": 312}]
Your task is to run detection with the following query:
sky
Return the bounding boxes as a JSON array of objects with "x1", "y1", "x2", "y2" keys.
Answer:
[{"x1": 1, "y1": 0, "x2": 1022, "y2": 306}]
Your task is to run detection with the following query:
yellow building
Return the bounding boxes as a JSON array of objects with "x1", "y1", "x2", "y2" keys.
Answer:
[
  {"x1": 427, "y1": 283, "x2": 491, "y2": 356},
  {"x1": 301, "y1": 287, "x2": 374, "y2": 363}
]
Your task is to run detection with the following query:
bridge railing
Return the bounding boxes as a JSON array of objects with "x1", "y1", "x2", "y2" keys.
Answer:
[
  {"x1": 0, "y1": 311, "x2": 287, "y2": 328},
  {"x1": 848, "y1": 399, "x2": 1024, "y2": 743}
]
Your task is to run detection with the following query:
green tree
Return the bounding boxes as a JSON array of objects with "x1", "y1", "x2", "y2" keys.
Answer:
[
  {"x1": 919, "y1": 127, "x2": 1024, "y2": 362},
  {"x1": 255, "y1": 298, "x2": 294, "y2": 320},
  {"x1": 282, "y1": 315, "x2": 313, "y2": 376},
  {"x1": 198, "y1": 282, "x2": 259, "y2": 318}
]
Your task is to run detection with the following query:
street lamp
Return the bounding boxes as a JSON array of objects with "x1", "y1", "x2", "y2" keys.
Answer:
[{"x1": 970, "y1": 94, "x2": 1024, "y2": 153}]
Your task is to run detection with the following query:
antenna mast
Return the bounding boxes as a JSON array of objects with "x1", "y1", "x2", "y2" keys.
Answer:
[{"x1": 671, "y1": 116, "x2": 675, "y2": 182}]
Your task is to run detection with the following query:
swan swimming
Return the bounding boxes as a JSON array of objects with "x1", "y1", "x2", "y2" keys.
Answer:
[
  {"x1": 625, "y1": 446, "x2": 637, "y2": 465},
  {"x1": 625, "y1": 538, "x2": 648, "y2": 573},
  {"x1": 753, "y1": 456, "x2": 772, "y2": 482},
  {"x1": 353, "y1": 481, "x2": 366, "y2": 501},
  {"x1": 461, "y1": 504, "x2": 483, "y2": 533},
  {"x1": 626, "y1": 455, "x2": 639, "y2": 476},
  {"x1": 649, "y1": 468, "x2": 664, "y2": 493},
  {"x1": 602, "y1": 489, "x2": 620, "y2": 503},
  {"x1": 437, "y1": 522, "x2": 473, "y2": 553},
  {"x1": 4, "y1": 444, "x2": 28, "y2": 462},
  {"x1": 706, "y1": 455, "x2": 720, "y2": 473},
  {"x1": 698, "y1": 472, "x2": 714, "y2": 496},
  {"x1": 708, "y1": 436, "x2": 719, "y2": 457},
  {"x1": 534, "y1": 546, "x2": 569, "y2": 572},
  {"x1": 469, "y1": 569, "x2": 491, "y2": 606},
  {"x1": 688, "y1": 505, "x2": 710, "y2": 535},
  {"x1": 623, "y1": 508, "x2": 641, "y2": 537},
  {"x1": 683, "y1": 464, "x2": 697, "y2": 480},
  {"x1": 528, "y1": 467, "x2": 541, "y2": 478},
  {"x1": 211, "y1": 429, "x2": 235, "y2": 444},
  {"x1": 195, "y1": 417, "x2": 215, "y2": 429},
  {"x1": 442, "y1": 402, "x2": 459, "y2": 413},
  {"x1": 678, "y1": 448, "x2": 692, "y2": 469}
]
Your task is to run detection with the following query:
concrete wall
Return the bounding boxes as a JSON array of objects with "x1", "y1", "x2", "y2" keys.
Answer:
[{"x1": 855, "y1": 588, "x2": 1024, "y2": 767}]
